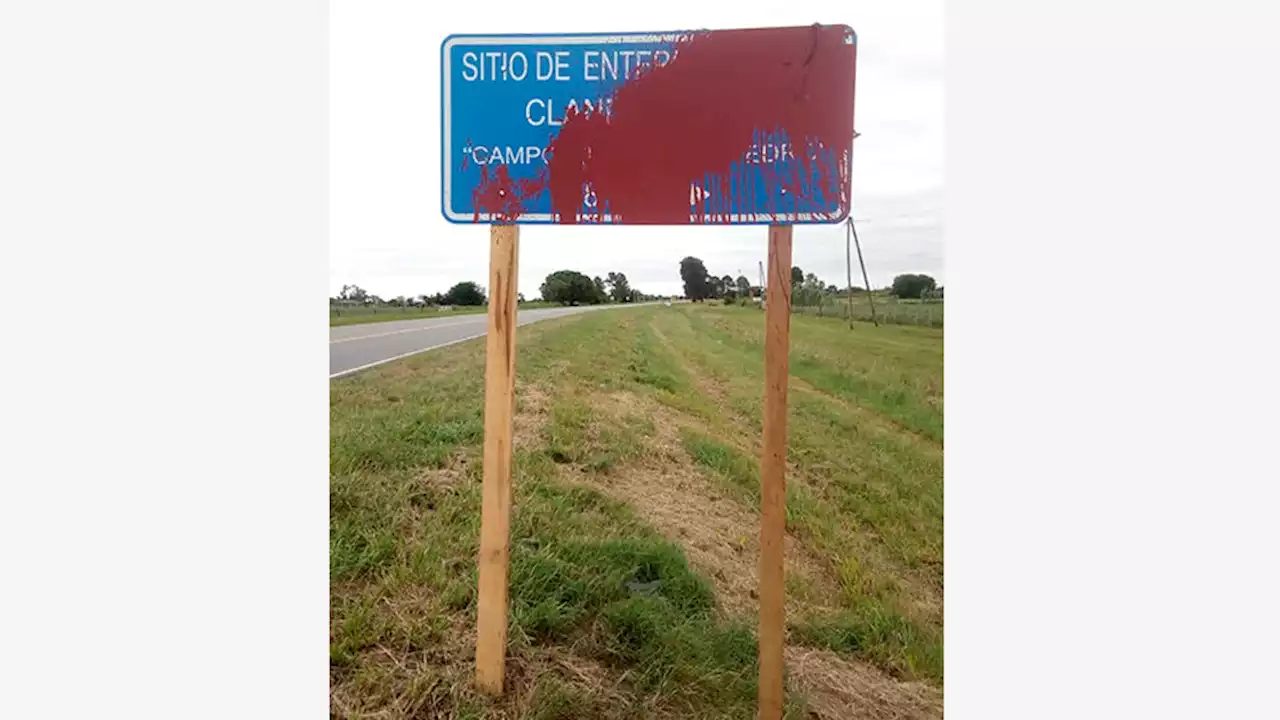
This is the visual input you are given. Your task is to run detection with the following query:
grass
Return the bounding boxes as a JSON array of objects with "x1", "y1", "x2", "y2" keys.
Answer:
[{"x1": 331, "y1": 303, "x2": 943, "y2": 718}]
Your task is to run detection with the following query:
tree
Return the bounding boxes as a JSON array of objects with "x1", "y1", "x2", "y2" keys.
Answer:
[
  {"x1": 605, "y1": 271, "x2": 633, "y2": 303},
  {"x1": 518, "y1": 292, "x2": 527, "y2": 303},
  {"x1": 795, "y1": 273, "x2": 828, "y2": 314},
  {"x1": 891, "y1": 273, "x2": 938, "y2": 300},
  {"x1": 541, "y1": 270, "x2": 601, "y2": 305},
  {"x1": 736, "y1": 275, "x2": 751, "y2": 296},
  {"x1": 339, "y1": 284, "x2": 368, "y2": 302},
  {"x1": 680, "y1": 256, "x2": 713, "y2": 301},
  {"x1": 708, "y1": 275, "x2": 726, "y2": 299},
  {"x1": 715, "y1": 275, "x2": 733, "y2": 300},
  {"x1": 442, "y1": 281, "x2": 486, "y2": 306},
  {"x1": 791, "y1": 266, "x2": 804, "y2": 287},
  {"x1": 593, "y1": 276, "x2": 607, "y2": 302}
]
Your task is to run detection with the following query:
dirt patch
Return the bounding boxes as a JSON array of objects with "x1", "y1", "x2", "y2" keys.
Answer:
[{"x1": 786, "y1": 646, "x2": 943, "y2": 720}]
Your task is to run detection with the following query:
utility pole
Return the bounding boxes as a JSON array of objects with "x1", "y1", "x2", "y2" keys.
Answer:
[
  {"x1": 846, "y1": 215, "x2": 855, "y2": 329},
  {"x1": 847, "y1": 129, "x2": 864, "y2": 328},
  {"x1": 849, "y1": 217, "x2": 878, "y2": 327},
  {"x1": 758, "y1": 260, "x2": 766, "y2": 310}
]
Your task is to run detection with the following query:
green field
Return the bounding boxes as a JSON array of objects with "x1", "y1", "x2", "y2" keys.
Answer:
[
  {"x1": 330, "y1": 305, "x2": 944, "y2": 719},
  {"x1": 791, "y1": 297, "x2": 944, "y2": 328}
]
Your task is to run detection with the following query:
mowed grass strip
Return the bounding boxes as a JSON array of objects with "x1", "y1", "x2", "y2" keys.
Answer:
[
  {"x1": 330, "y1": 304, "x2": 944, "y2": 718},
  {"x1": 332, "y1": 315, "x2": 810, "y2": 719},
  {"x1": 640, "y1": 307, "x2": 943, "y2": 682}
]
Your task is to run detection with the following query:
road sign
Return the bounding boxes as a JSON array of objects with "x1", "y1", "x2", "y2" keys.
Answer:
[{"x1": 441, "y1": 25, "x2": 857, "y2": 225}]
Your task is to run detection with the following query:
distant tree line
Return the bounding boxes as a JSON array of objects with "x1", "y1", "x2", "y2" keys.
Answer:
[
  {"x1": 332, "y1": 267, "x2": 938, "y2": 312},
  {"x1": 678, "y1": 257, "x2": 760, "y2": 303},
  {"x1": 330, "y1": 282, "x2": 489, "y2": 308},
  {"x1": 539, "y1": 269, "x2": 657, "y2": 306},
  {"x1": 332, "y1": 270, "x2": 660, "y2": 311},
  {"x1": 676, "y1": 258, "x2": 941, "y2": 305}
]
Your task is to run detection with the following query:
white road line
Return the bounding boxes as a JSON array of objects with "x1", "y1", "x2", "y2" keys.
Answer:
[
  {"x1": 329, "y1": 303, "x2": 659, "y2": 380},
  {"x1": 328, "y1": 332, "x2": 488, "y2": 380},
  {"x1": 329, "y1": 317, "x2": 482, "y2": 344}
]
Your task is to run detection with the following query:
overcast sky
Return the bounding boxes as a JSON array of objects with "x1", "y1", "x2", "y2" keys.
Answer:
[{"x1": 331, "y1": 1, "x2": 943, "y2": 299}]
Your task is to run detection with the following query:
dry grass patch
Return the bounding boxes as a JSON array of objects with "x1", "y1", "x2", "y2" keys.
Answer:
[
  {"x1": 785, "y1": 647, "x2": 943, "y2": 720},
  {"x1": 563, "y1": 391, "x2": 841, "y2": 621},
  {"x1": 514, "y1": 381, "x2": 552, "y2": 451}
]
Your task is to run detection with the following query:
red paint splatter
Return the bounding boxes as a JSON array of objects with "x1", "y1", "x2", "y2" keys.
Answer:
[
  {"x1": 473, "y1": 24, "x2": 856, "y2": 225},
  {"x1": 471, "y1": 164, "x2": 545, "y2": 223}
]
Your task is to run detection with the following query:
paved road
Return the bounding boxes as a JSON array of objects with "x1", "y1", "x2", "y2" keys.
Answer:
[{"x1": 330, "y1": 304, "x2": 651, "y2": 379}]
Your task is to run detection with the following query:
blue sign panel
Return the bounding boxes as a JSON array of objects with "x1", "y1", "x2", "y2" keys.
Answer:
[{"x1": 440, "y1": 30, "x2": 854, "y2": 225}]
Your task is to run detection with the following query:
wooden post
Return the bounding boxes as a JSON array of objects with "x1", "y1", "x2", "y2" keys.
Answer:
[
  {"x1": 476, "y1": 223, "x2": 519, "y2": 696},
  {"x1": 758, "y1": 224, "x2": 793, "y2": 720}
]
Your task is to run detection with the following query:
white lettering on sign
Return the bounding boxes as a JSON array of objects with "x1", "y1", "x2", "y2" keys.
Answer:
[
  {"x1": 525, "y1": 98, "x2": 544, "y2": 126},
  {"x1": 533, "y1": 51, "x2": 573, "y2": 81},
  {"x1": 583, "y1": 49, "x2": 672, "y2": 81},
  {"x1": 525, "y1": 97, "x2": 612, "y2": 126},
  {"x1": 462, "y1": 52, "x2": 479, "y2": 81},
  {"x1": 534, "y1": 52, "x2": 555, "y2": 81},
  {"x1": 582, "y1": 51, "x2": 600, "y2": 81},
  {"x1": 508, "y1": 52, "x2": 527, "y2": 81},
  {"x1": 470, "y1": 145, "x2": 546, "y2": 166},
  {"x1": 456, "y1": 45, "x2": 672, "y2": 168},
  {"x1": 461, "y1": 50, "x2": 536, "y2": 82},
  {"x1": 743, "y1": 143, "x2": 796, "y2": 164},
  {"x1": 465, "y1": 47, "x2": 671, "y2": 83}
]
